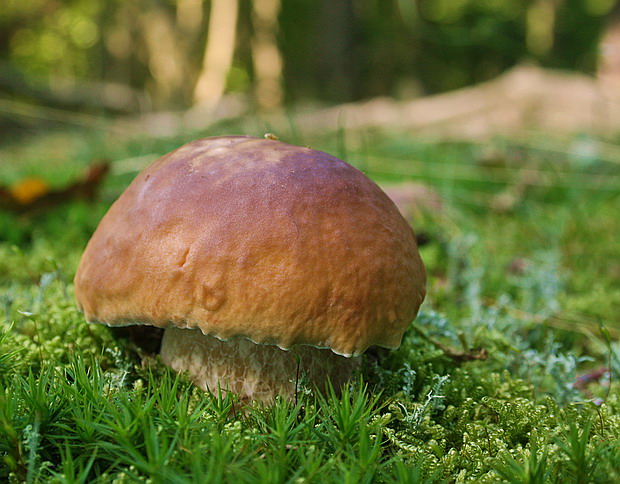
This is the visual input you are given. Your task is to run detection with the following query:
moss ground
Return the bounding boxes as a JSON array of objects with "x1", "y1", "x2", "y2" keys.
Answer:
[{"x1": 1, "y1": 122, "x2": 619, "y2": 482}]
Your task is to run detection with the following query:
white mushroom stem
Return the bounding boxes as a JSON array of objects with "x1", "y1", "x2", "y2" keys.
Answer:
[{"x1": 160, "y1": 327, "x2": 360, "y2": 403}]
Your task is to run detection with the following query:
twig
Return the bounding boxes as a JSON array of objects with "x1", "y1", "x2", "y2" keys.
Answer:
[{"x1": 411, "y1": 325, "x2": 488, "y2": 362}]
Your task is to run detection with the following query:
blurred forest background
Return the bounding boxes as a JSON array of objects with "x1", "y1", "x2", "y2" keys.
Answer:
[{"x1": 1, "y1": 0, "x2": 620, "y2": 138}]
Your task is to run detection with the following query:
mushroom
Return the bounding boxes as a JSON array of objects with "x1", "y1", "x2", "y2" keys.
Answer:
[{"x1": 74, "y1": 136, "x2": 426, "y2": 402}]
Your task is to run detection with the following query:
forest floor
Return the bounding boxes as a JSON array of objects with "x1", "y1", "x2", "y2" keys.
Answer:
[{"x1": 0, "y1": 105, "x2": 619, "y2": 481}]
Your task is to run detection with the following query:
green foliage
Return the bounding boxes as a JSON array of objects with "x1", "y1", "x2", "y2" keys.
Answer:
[
  {"x1": 493, "y1": 434, "x2": 551, "y2": 484},
  {"x1": 1, "y1": 128, "x2": 619, "y2": 482}
]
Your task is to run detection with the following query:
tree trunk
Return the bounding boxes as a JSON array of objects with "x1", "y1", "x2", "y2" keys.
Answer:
[
  {"x1": 193, "y1": 0, "x2": 239, "y2": 107},
  {"x1": 251, "y1": 0, "x2": 284, "y2": 111},
  {"x1": 140, "y1": 8, "x2": 188, "y2": 108},
  {"x1": 526, "y1": 0, "x2": 559, "y2": 57}
]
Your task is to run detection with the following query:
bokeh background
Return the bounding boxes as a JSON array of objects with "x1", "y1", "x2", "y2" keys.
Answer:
[{"x1": 1, "y1": 0, "x2": 620, "y2": 134}]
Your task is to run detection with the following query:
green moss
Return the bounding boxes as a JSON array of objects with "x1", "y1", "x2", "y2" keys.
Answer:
[{"x1": 1, "y1": 129, "x2": 619, "y2": 482}]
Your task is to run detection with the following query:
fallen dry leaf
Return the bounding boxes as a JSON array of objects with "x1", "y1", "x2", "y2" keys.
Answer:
[{"x1": 0, "y1": 161, "x2": 110, "y2": 214}]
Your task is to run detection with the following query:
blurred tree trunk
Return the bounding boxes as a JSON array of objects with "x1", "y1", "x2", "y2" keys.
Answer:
[
  {"x1": 193, "y1": 0, "x2": 239, "y2": 107},
  {"x1": 315, "y1": 0, "x2": 357, "y2": 101},
  {"x1": 251, "y1": 0, "x2": 283, "y2": 111},
  {"x1": 526, "y1": 0, "x2": 561, "y2": 57},
  {"x1": 140, "y1": 7, "x2": 189, "y2": 108},
  {"x1": 176, "y1": 0, "x2": 204, "y2": 34},
  {"x1": 598, "y1": 0, "x2": 620, "y2": 98}
]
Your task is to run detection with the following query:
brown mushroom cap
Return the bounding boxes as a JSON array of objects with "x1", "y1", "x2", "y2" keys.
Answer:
[{"x1": 74, "y1": 135, "x2": 426, "y2": 358}]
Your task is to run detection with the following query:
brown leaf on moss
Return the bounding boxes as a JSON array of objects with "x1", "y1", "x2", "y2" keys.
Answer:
[{"x1": 0, "y1": 161, "x2": 110, "y2": 214}]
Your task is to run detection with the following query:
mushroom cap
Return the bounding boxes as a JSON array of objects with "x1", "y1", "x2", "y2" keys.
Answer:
[{"x1": 74, "y1": 136, "x2": 426, "y2": 357}]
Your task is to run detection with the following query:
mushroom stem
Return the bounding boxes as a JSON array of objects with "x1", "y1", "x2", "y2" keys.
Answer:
[{"x1": 160, "y1": 327, "x2": 360, "y2": 403}]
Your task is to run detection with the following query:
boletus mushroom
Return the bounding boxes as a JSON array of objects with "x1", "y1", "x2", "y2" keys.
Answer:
[{"x1": 74, "y1": 136, "x2": 426, "y2": 402}]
